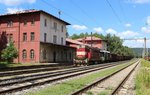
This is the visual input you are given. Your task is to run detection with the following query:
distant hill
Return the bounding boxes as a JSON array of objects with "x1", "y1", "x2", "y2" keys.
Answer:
[{"x1": 131, "y1": 48, "x2": 150, "y2": 57}]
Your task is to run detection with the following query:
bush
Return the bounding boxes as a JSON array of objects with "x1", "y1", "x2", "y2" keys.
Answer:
[{"x1": 1, "y1": 42, "x2": 18, "y2": 63}]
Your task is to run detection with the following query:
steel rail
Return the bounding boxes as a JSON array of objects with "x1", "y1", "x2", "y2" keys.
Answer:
[
  {"x1": 0, "y1": 61, "x2": 132, "y2": 94},
  {"x1": 0, "y1": 64, "x2": 117, "y2": 86},
  {"x1": 70, "y1": 60, "x2": 139, "y2": 95},
  {"x1": 0, "y1": 60, "x2": 129, "y2": 77},
  {"x1": 110, "y1": 61, "x2": 140, "y2": 95},
  {"x1": 0, "y1": 61, "x2": 128, "y2": 82},
  {"x1": 0, "y1": 66, "x2": 75, "y2": 77}
]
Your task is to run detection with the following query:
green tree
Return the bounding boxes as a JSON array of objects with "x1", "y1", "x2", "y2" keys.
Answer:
[
  {"x1": 1, "y1": 42, "x2": 18, "y2": 63},
  {"x1": 105, "y1": 33, "x2": 134, "y2": 57},
  {"x1": 79, "y1": 33, "x2": 85, "y2": 38},
  {"x1": 92, "y1": 32, "x2": 105, "y2": 40},
  {"x1": 70, "y1": 32, "x2": 105, "y2": 40},
  {"x1": 71, "y1": 34, "x2": 80, "y2": 40},
  {"x1": 106, "y1": 34, "x2": 122, "y2": 54},
  {"x1": 0, "y1": 32, "x2": 8, "y2": 60}
]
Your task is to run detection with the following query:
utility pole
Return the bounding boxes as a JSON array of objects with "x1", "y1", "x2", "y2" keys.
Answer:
[
  {"x1": 142, "y1": 37, "x2": 149, "y2": 58},
  {"x1": 58, "y1": 11, "x2": 61, "y2": 19},
  {"x1": 143, "y1": 38, "x2": 146, "y2": 58}
]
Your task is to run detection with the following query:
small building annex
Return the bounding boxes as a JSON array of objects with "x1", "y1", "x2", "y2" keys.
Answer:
[{"x1": 76, "y1": 36, "x2": 107, "y2": 50}]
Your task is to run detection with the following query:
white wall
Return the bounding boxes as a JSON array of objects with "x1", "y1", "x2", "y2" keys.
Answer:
[
  {"x1": 40, "y1": 13, "x2": 67, "y2": 45},
  {"x1": 102, "y1": 41, "x2": 107, "y2": 50}
]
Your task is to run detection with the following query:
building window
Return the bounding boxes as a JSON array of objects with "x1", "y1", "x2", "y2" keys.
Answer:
[
  {"x1": 30, "y1": 32, "x2": 35, "y2": 41},
  {"x1": 61, "y1": 25, "x2": 63, "y2": 32},
  {"x1": 7, "y1": 34, "x2": 13, "y2": 42},
  {"x1": 61, "y1": 37, "x2": 63, "y2": 45},
  {"x1": 31, "y1": 18, "x2": 35, "y2": 25},
  {"x1": 53, "y1": 35, "x2": 57, "y2": 44},
  {"x1": 7, "y1": 20, "x2": 13, "y2": 27},
  {"x1": 44, "y1": 19, "x2": 47, "y2": 27},
  {"x1": 24, "y1": 19, "x2": 27, "y2": 26},
  {"x1": 30, "y1": 49, "x2": 34, "y2": 59},
  {"x1": 22, "y1": 49, "x2": 27, "y2": 59},
  {"x1": 44, "y1": 33, "x2": 47, "y2": 42},
  {"x1": 23, "y1": 33, "x2": 27, "y2": 41},
  {"x1": 54, "y1": 22, "x2": 57, "y2": 32},
  {"x1": 43, "y1": 49, "x2": 46, "y2": 59}
]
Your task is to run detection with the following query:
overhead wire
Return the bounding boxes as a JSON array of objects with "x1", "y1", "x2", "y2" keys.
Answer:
[
  {"x1": 105, "y1": 0, "x2": 122, "y2": 24},
  {"x1": 41, "y1": 0, "x2": 91, "y2": 28},
  {"x1": 117, "y1": 0, "x2": 127, "y2": 23},
  {"x1": 69, "y1": 0, "x2": 100, "y2": 25}
]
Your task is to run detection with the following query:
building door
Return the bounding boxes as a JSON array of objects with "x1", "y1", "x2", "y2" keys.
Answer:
[{"x1": 53, "y1": 51, "x2": 56, "y2": 62}]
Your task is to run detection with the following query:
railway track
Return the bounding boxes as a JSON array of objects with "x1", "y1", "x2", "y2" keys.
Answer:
[
  {"x1": 70, "y1": 59, "x2": 139, "y2": 95},
  {"x1": 0, "y1": 60, "x2": 134, "y2": 95},
  {"x1": 110, "y1": 61, "x2": 139, "y2": 95},
  {"x1": 0, "y1": 61, "x2": 128, "y2": 78},
  {"x1": 0, "y1": 65, "x2": 75, "y2": 77}
]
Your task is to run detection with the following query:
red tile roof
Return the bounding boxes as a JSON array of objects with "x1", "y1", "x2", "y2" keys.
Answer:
[
  {"x1": 66, "y1": 38, "x2": 83, "y2": 45},
  {"x1": 66, "y1": 38, "x2": 90, "y2": 46},
  {"x1": 76, "y1": 36, "x2": 103, "y2": 41}
]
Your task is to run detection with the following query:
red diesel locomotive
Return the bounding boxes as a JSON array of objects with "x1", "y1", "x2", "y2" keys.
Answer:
[{"x1": 74, "y1": 45, "x2": 104, "y2": 65}]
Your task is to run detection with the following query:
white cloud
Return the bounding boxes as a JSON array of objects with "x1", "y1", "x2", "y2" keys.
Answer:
[
  {"x1": 6, "y1": 8, "x2": 23, "y2": 14},
  {"x1": 123, "y1": 39, "x2": 150, "y2": 48},
  {"x1": 129, "y1": 0, "x2": 150, "y2": 4},
  {"x1": 136, "y1": 39, "x2": 144, "y2": 43},
  {"x1": 141, "y1": 16, "x2": 150, "y2": 33},
  {"x1": 106, "y1": 28, "x2": 117, "y2": 34},
  {"x1": 105, "y1": 28, "x2": 139, "y2": 39},
  {"x1": 125, "y1": 23, "x2": 132, "y2": 27},
  {"x1": 141, "y1": 27, "x2": 150, "y2": 33},
  {"x1": 93, "y1": 27, "x2": 104, "y2": 33},
  {"x1": 146, "y1": 16, "x2": 150, "y2": 25},
  {"x1": 117, "y1": 30, "x2": 139, "y2": 39},
  {"x1": 72, "y1": 25, "x2": 88, "y2": 31},
  {"x1": 0, "y1": 0, "x2": 36, "y2": 6},
  {"x1": 123, "y1": 36, "x2": 146, "y2": 47},
  {"x1": 123, "y1": 40, "x2": 143, "y2": 48}
]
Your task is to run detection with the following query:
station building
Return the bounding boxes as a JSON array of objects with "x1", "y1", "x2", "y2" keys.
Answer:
[{"x1": 0, "y1": 9, "x2": 75, "y2": 63}]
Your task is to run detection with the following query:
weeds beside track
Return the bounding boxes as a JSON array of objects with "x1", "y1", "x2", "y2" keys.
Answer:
[{"x1": 136, "y1": 59, "x2": 150, "y2": 95}]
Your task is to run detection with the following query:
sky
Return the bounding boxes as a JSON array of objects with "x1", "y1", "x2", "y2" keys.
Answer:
[{"x1": 0, "y1": 0, "x2": 150, "y2": 48}]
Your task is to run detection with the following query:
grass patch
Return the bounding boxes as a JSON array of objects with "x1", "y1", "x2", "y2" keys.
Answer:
[
  {"x1": 86, "y1": 91, "x2": 94, "y2": 95},
  {"x1": 106, "y1": 86, "x2": 113, "y2": 90},
  {"x1": 26, "y1": 60, "x2": 136, "y2": 95},
  {"x1": 98, "y1": 91, "x2": 109, "y2": 95},
  {"x1": 0, "y1": 62, "x2": 15, "y2": 68},
  {"x1": 136, "y1": 59, "x2": 150, "y2": 95}
]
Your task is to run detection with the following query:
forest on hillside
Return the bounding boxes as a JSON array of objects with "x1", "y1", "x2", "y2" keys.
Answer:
[{"x1": 131, "y1": 48, "x2": 150, "y2": 57}]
